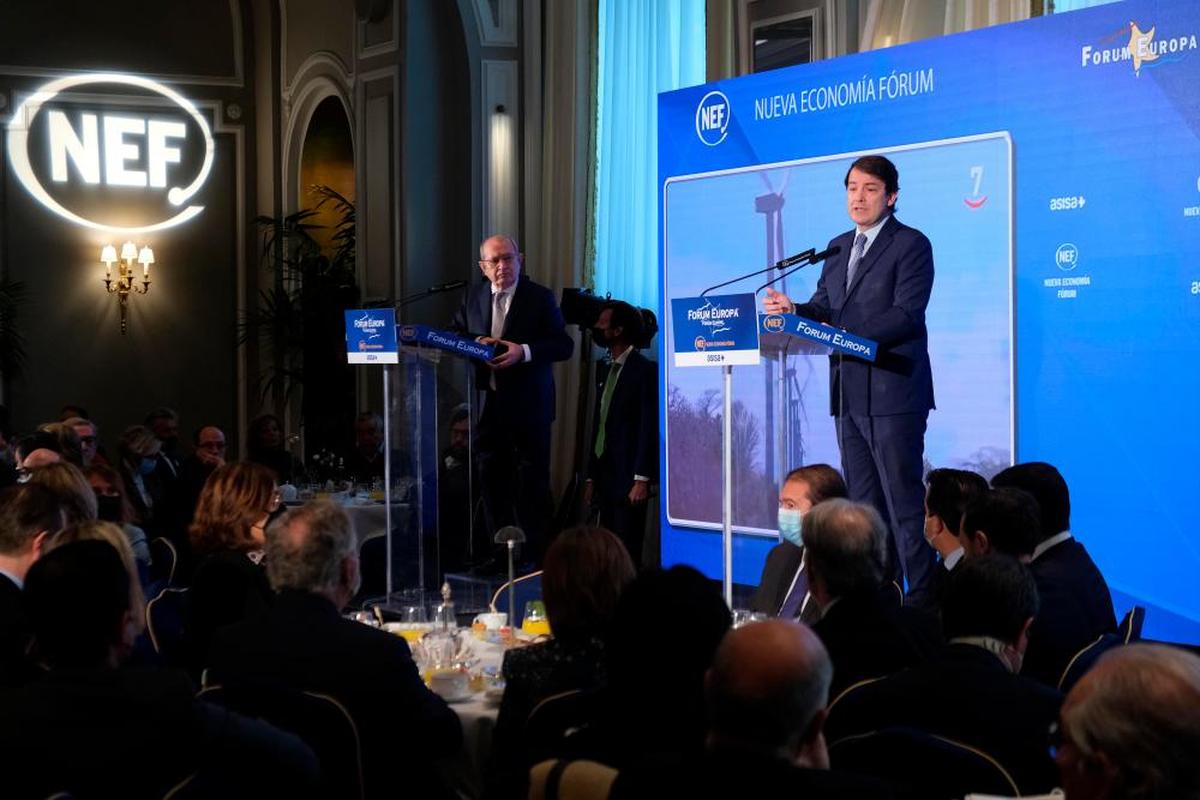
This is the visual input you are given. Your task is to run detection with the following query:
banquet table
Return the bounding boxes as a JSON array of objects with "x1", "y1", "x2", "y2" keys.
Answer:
[{"x1": 436, "y1": 635, "x2": 509, "y2": 799}]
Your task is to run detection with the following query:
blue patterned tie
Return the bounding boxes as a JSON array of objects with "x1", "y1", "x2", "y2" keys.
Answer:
[{"x1": 845, "y1": 232, "x2": 868, "y2": 290}]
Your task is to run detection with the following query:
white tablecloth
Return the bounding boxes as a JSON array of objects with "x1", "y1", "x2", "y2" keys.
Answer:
[{"x1": 439, "y1": 637, "x2": 507, "y2": 799}]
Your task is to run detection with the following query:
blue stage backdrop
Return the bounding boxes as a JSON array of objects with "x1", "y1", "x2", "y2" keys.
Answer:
[{"x1": 656, "y1": 0, "x2": 1200, "y2": 643}]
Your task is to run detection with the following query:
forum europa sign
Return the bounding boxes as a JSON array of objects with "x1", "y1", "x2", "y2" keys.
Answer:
[{"x1": 6, "y1": 73, "x2": 215, "y2": 234}]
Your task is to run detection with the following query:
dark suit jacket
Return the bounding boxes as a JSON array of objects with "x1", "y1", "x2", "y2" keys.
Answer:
[
  {"x1": 826, "y1": 643, "x2": 1062, "y2": 794},
  {"x1": 1022, "y1": 537, "x2": 1117, "y2": 686},
  {"x1": 0, "y1": 574, "x2": 34, "y2": 687},
  {"x1": 610, "y1": 748, "x2": 893, "y2": 800},
  {"x1": 587, "y1": 349, "x2": 658, "y2": 495},
  {"x1": 795, "y1": 214, "x2": 935, "y2": 416},
  {"x1": 750, "y1": 541, "x2": 805, "y2": 615},
  {"x1": 187, "y1": 550, "x2": 274, "y2": 674},
  {"x1": 0, "y1": 665, "x2": 318, "y2": 799},
  {"x1": 207, "y1": 590, "x2": 462, "y2": 799},
  {"x1": 449, "y1": 275, "x2": 574, "y2": 426},
  {"x1": 813, "y1": 588, "x2": 942, "y2": 698}
]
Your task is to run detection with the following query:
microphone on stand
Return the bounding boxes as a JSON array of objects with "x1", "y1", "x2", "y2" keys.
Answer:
[
  {"x1": 699, "y1": 248, "x2": 816, "y2": 297},
  {"x1": 755, "y1": 245, "x2": 842, "y2": 295},
  {"x1": 396, "y1": 280, "x2": 469, "y2": 309}
]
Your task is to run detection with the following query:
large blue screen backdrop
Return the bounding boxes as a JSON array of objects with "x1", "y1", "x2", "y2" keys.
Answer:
[{"x1": 656, "y1": 0, "x2": 1200, "y2": 643}]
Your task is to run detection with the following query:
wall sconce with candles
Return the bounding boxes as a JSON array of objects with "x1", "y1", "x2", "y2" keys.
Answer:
[{"x1": 101, "y1": 241, "x2": 153, "y2": 335}]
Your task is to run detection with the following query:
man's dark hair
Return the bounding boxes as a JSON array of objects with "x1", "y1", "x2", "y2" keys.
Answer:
[
  {"x1": 926, "y1": 468, "x2": 989, "y2": 534},
  {"x1": 601, "y1": 300, "x2": 645, "y2": 349},
  {"x1": 942, "y1": 554, "x2": 1039, "y2": 643},
  {"x1": 844, "y1": 154, "x2": 900, "y2": 208},
  {"x1": 960, "y1": 487, "x2": 1040, "y2": 558},
  {"x1": 59, "y1": 404, "x2": 89, "y2": 422},
  {"x1": 448, "y1": 406, "x2": 470, "y2": 428},
  {"x1": 25, "y1": 539, "x2": 131, "y2": 668},
  {"x1": 18, "y1": 431, "x2": 63, "y2": 460},
  {"x1": 143, "y1": 407, "x2": 179, "y2": 426},
  {"x1": 991, "y1": 462, "x2": 1070, "y2": 543},
  {"x1": 783, "y1": 463, "x2": 847, "y2": 506},
  {"x1": 0, "y1": 484, "x2": 62, "y2": 555}
]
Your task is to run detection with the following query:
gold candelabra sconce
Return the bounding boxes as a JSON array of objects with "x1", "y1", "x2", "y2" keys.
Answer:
[{"x1": 101, "y1": 241, "x2": 153, "y2": 335}]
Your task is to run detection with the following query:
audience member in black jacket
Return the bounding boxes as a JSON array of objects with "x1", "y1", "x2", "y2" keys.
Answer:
[
  {"x1": 991, "y1": 462, "x2": 1116, "y2": 686},
  {"x1": 802, "y1": 499, "x2": 941, "y2": 698},
  {"x1": 826, "y1": 555, "x2": 1062, "y2": 795},
  {"x1": 0, "y1": 484, "x2": 61, "y2": 687},
  {"x1": 207, "y1": 500, "x2": 462, "y2": 800}
]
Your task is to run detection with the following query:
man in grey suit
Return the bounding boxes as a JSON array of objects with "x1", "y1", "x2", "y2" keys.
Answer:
[{"x1": 764, "y1": 154, "x2": 937, "y2": 606}]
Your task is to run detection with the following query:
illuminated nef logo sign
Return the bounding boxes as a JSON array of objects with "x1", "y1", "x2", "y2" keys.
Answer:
[
  {"x1": 6, "y1": 73, "x2": 215, "y2": 234},
  {"x1": 695, "y1": 90, "x2": 730, "y2": 146}
]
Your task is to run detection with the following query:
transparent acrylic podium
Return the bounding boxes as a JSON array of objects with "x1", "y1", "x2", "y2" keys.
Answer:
[{"x1": 364, "y1": 339, "x2": 491, "y2": 612}]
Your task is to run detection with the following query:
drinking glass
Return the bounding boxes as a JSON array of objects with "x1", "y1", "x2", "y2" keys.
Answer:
[{"x1": 522, "y1": 601, "x2": 551, "y2": 636}]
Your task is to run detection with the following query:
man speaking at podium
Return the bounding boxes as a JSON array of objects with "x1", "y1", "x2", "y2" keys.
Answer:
[
  {"x1": 451, "y1": 234, "x2": 574, "y2": 563},
  {"x1": 762, "y1": 155, "x2": 937, "y2": 606}
]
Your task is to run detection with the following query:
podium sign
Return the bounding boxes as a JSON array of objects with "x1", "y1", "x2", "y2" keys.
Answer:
[
  {"x1": 345, "y1": 309, "x2": 399, "y2": 364},
  {"x1": 398, "y1": 324, "x2": 497, "y2": 362},
  {"x1": 760, "y1": 313, "x2": 878, "y2": 362},
  {"x1": 670, "y1": 292, "x2": 761, "y2": 367}
]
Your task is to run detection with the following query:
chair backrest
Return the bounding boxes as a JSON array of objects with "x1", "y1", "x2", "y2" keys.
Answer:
[
  {"x1": 148, "y1": 537, "x2": 179, "y2": 587},
  {"x1": 829, "y1": 726, "x2": 1020, "y2": 800},
  {"x1": 529, "y1": 759, "x2": 617, "y2": 800},
  {"x1": 525, "y1": 689, "x2": 601, "y2": 764},
  {"x1": 1119, "y1": 605, "x2": 1145, "y2": 643},
  {"x1": 198, "y1": 684, "x2": 364, "y2": 800},
  {"x1": 889, "y1": 580, "x2": 904, "y2": 606},
  {"x1": 489, "y1": 570, "x2": 544, "y2": 626},
  {"x1": 1058, "y1": 633, "x2": 1119, "y2": 693},
  {"x1": 146, "y1": 587, "x2": 189, "y2": 663}
]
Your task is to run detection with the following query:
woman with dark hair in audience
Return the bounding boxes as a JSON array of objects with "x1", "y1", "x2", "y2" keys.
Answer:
[
  {"x1": 85, "y1": 463, "x2": 152, "y2": 573},
  {"x1": 246, "y1": 413, "x2": 303, "y2": 485},
  {"x1": 485, "y1": 525, "x2": 635, "y2": 800},
  {"x1": 186, "y1": 462, "x2": 279, "y2": 674},
  {"x1": 562, "y1": 565, "x2": 733, "y2": 771}
]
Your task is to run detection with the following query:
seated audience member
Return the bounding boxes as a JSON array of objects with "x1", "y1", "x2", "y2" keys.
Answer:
[
  {"x1": 117, "y1": 424, "x2": 166, "y2": 536},
  {"x1": 1056, "y1": 643, "x2": 1200, "y2": 800},
  {"x1": 86, "y1": 463, "x2": 152, "y2": 572},
  {"x1": 804, "y1": 499, "x2": 940, "y2": 698},
  {"x1": 345, "y1": 411, "x2": 390, "y2": 483},
  {"x1": 958, "y1": 487, "x2": 1040, "y2": 561},
  {"x1": 64, "y1": 416, "x2": 103, "y2": 467},
  {"x1": 827, "y1": 555, "x2": 1061, "y2": 794},
  {"x1": 991, "y1": 462, "x2": 1116, "y2": 686},
  {"x1": 59, "y1": 403, "x2": 90, "y2": 422},
  {"x1": 186, "y1": 462, "x2": 278, "y2": 672},
  {"x1": 612, "y1": 620, "x2": 890, "y2": 799},
  {"x1": 438, "y1": 406, "x2": 482, "y2": 573},
  {"x1": 247, "y1": 413, "x2": 303, "y2": 484},
  {"x1": 27, "y1": 462, "x2": 97, "y2": 525},
  {"x1": 751, "y1": 464, "x2": 847, "y2": 619},
  {"x1": 169, "y1": 425, "x2": 228, "y2": 547},
  {"x1": 487, "y1": 526, "x2": 636, "y2": 799},
  {"x1": 0, "y1": 484, "x2": 63, "y2": 686},
  {"x1": 35, "y1": 421, "x2": 85, "y2": 467},
  {"x1": 0, "y1": 406, "x2": 16, "y2": 488},
  {"x1": 562, "y1": 565, "x2": 732, "y2": 771},
  {"x1": 206, "y1": 500, "x2": 461, "y2": 800},
  {"x1": 0, "y1": 540, "x2": 318, "y2": 799},
  {"x1": 922, "y1": 468, "x2": 988, "y2": 594},
  {"x1": 145, "y1": 406, "x2": 185, "y2": 476}
]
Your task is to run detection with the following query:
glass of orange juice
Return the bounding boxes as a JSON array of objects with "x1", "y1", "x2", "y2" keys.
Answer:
[{"x1": 522, "y1": 601, "x2": 551, "y2": 636}]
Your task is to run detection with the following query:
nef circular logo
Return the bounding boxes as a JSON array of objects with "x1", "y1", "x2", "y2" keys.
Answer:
[
  {"x1": 1055, "y1": 243, "x2": 1079, "y2": 271},
  {"x1": 694, "y1": 336, "x2": 708, "y2": 351},
  {"x1": 763, "y1": 314, "x2": 785, "y2": 331},
  {"x1": 6, "y1": 73, "x2": 215, "y2": 234},
  {"x1": 695, "y1": 91, "x2": 730, "y2": 146}
]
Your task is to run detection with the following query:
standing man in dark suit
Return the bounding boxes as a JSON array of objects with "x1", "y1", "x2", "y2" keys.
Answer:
[
  {"x1": 206, "y1": 500, "x2": 462, "y2": 800},
  {"x1": 750, "y1": 463, "x2": 846, "y2": 619},
  {"x1": 450, "y1": 234, "x2": 574, "y2": 560},
  {"x1": 763, "y1": 155, "x2": 937, "y2": 606},
  {"x1": 991, "y1": 462, "x2": 1116, "y2": 686},
  {"x1": 584, "y1": 300, "x2": 658, "y2": 563}
]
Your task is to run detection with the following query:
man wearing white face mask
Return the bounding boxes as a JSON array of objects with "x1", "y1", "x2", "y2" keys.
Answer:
[
  {"x1": 750, "y1": 465, "x2": 846, "y2": 619},
  {"x1": 825, "y1": 554, "x2": 1062, "y2": 796}
]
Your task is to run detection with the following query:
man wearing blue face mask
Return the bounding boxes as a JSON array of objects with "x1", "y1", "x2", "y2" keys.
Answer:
[{"x1": 751, "y1": 464, "x2": 846, "y2": 620}]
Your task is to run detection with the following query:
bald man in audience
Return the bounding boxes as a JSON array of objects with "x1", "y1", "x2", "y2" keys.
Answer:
[
  {"x1": 803, "y1": 499, "x2": 940, "y2": 698},
  {"x1": 1056, "y1": 643, "x2": 1200, "y2": 800},
  {"x1": 612, "y1": 620, "x2": 890, "y2": 799}
]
